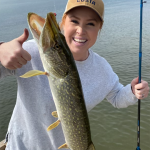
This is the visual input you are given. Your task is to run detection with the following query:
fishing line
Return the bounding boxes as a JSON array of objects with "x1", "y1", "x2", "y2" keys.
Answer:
[
  {"x1": 136, "y1": 0, "x2": 146, "y2": 150},
  {"x1": 53, "y1": 0, "x2": 57, "y2": 14}
]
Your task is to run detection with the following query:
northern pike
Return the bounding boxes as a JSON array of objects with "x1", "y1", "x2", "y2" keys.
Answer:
[{"x1": 20, "y1": 12, "x2": 95, "y2": 150}]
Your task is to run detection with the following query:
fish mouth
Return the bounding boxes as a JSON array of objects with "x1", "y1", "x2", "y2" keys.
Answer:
[
  {"x1": 27, "y1": 13, "x2": 45, "y2": 40},
  {"x1": 27, "y1": 12, "x2": 60, "y2": 51},
  {"x1": 45, "y1": 13, "x2": 61, "y2": 45}
]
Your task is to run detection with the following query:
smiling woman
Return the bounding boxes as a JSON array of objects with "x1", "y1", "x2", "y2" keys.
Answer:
[{"x1": 62, "y1": 6, "x2": 102, "y2": 61}]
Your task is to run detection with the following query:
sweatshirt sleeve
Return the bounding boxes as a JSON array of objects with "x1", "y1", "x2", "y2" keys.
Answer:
[
  {"x1": 0, "y1": 62, "x2": 16, "y2": 79},
  {"x1": 106, "y1": 76, "x2": 138, "y2": 108}
]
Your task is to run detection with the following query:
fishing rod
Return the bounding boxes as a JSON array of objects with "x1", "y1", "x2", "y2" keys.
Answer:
[{"x1": 136, "y1": 0, "x2": 146, "y2": 150}]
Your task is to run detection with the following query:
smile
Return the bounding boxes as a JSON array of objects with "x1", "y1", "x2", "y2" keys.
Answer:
[{"x1": 73, "y1": 38, "x2": 87, "y2": 43}]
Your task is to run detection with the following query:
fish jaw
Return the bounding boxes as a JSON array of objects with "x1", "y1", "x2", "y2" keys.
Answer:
[
  {"x1": 27, "y1": 12, "x2": 56, "y2": 51},
  {"x1": 27, "y1": 13, "x2": 45, "y2": 43}
]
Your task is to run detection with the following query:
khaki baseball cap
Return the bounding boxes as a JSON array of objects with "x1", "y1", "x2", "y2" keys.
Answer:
[{"x1": 64, "y1": 0, "x2": 104, "y2": 22}]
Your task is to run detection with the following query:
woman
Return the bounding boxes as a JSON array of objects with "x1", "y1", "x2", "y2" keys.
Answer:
[{"x1": 0, "y1": 0, "x2": 149, "y2": 149}]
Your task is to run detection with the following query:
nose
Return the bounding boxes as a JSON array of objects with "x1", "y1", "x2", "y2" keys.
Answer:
[{"x1": 76, "y1": 26, "x2": 85, "y2": 35}]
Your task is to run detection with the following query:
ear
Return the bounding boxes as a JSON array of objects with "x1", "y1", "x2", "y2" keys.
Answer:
[
  {"x1": 99, "y1": 21, "x2": 103, "y2": 30},
  {"x1": 27, "y1": 13, "x2": 45, "y2": 43}
]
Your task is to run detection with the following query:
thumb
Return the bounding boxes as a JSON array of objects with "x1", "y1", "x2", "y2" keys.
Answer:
[
  {"x1": 131, "y1": 77, "x2": 139, "y2": 94},
  {"x1": 16, "y1": 28, "x2": 29, "y2": 45},
  {"x1": 131, "y1": 77, "x2": 139, "y2": 86}
]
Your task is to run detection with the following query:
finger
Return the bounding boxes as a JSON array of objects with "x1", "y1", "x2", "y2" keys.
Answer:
[
  {"x1": 5, "y1": 64, "x2": 17, "y2": 70},
  {"x1": 135, "y1": 82, "x2": 146, "y2": 90},
  {"x1": 132, "y1": 77, "x2": 139, "y2": 85},
  {"x1": 21, "y1": 49, "x2": 31, "y2": 61},
  {"x1": 140, "y1": 94, "x2": 145, "y2": 99},
  {"x1": 135, "y1": 93, "x2": 146, "y2": 100},
  {"x1": 131, "y1": 77, "x2": 139, "y2": 94},
  {"x1": 16, "y1": 28, "x2": 29, "y2": 45},
  {"x1": 135, "y1": 88, "x2": 145, "y2": 95},
  {"x1": 17, "y1": 56, "x2": 27, "y2": 65},
  {"x1": 13, "y1": 62, "x2": 23, "y2": 69},
  {"x1": 140, "y1": 93, "x2": 148, "y2": 99},
  {"x1": 9, "y1": 66, "x2": 17, "y2": 70}
]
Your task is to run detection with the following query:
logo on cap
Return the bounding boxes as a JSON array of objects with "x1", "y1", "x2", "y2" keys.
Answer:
[{"x1": 77, "y1": 0, "x2": 96, "y2": 5}]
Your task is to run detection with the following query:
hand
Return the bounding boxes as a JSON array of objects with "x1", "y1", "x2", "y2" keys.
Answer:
[
  {"x1": 0, "y1": 28, "x2": 31, "y2": 70},
  {"x1": 131, "y1": 77, "x2": 149, "y2": 99}
]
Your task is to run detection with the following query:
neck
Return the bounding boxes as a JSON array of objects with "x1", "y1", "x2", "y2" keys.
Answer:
[{"x1": 73, "y1": 51, "x2": 89, "y2": 61}]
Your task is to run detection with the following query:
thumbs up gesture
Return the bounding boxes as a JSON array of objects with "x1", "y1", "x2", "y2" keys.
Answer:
[{"x1": 0, "y1": 28, "x2": 31, "y2": 70}]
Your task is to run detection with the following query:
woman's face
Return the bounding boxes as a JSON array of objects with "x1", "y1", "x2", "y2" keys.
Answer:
[{"x1": 63, "y1": 6, "x2": 102, "y2": 61}]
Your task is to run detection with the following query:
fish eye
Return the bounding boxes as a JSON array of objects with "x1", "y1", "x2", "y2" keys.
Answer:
[{"x1": 54, "y1": 43, "x2": 60, "y2": 50}]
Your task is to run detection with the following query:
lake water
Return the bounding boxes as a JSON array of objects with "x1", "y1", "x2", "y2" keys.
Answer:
[{"x1": 0, "y1": 0, "x2": 150, "y2": 149}]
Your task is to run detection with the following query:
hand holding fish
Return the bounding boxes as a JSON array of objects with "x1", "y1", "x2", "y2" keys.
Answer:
[
  {"x1": 131, "y1": 77, "x2": 149, "y2": 99},
  {"x1": 0, "y1": 28, "x2": 31, "y2": 70}
]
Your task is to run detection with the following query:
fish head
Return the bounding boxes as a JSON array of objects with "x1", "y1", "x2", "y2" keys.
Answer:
[{"x1": 28, "y1": 12, "x2": 74, "y2": 78}]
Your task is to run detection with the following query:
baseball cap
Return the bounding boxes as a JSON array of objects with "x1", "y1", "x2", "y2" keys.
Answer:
[{"x1": 64, "y1": 0, "x2": 104, "y2": 22}]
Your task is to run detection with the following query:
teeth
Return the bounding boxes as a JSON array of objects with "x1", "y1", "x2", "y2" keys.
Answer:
[{"x1": 74, "y1": 38, "x2": 86, "y2": 43}]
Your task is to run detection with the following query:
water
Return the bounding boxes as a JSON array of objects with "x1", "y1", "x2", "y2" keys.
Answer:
[{"x1": 0, "y1": 0, "x2": 150, "y2": 149}]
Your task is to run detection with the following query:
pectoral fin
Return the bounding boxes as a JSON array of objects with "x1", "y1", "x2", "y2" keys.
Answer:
[
  {"x1": 52, "y1": 111, "x2": 58, "y2": 118},
  {"x1": 58, "y1": 143, "x2": 69, "y2": 149},
  {"x1": 87, "y1": 142, "x2": 95, "y2": 150},
  {"x1": 20, "y1": 70, "x2": 48, "y2": 78},
  {"x1": 47, "y1": 120, "x2": 60, "y2": 131}
]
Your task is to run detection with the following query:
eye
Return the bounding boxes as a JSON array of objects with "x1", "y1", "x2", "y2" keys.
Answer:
[
  {"x1": 54, "y1": 43, "x2": 60, "y2": 50},
  {"x1": 71, "y1": 20, "x2": 78, "y2": 24},
  {"x1": 87, "y1": 23, "x2": 95, "y2": 26}
]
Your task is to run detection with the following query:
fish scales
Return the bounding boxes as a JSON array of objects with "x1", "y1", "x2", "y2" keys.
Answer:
[
  {"x1": 22, "y1": 12, "x2": 95, "y2": 150},
  {"x1": 49, "y1": 72, "x2": 92, "y2": 149},
  {"x1": 44, "y1": 46, "x2": 92, "y2": 149}
]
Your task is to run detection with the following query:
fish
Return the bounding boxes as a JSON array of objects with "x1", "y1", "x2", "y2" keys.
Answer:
[{"x1": 20, "y1": 12, "x2": 95, "y2": 150}]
